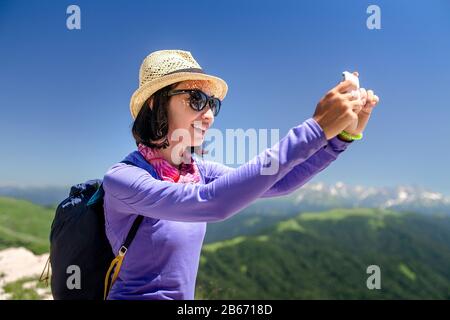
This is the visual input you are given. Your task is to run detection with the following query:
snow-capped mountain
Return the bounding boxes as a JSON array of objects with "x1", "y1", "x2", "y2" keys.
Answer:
[{"x1": 290, "y1": 182, "x2": 450, "y2": 215}]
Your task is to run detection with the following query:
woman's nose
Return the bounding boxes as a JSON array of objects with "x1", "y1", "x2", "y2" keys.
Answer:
[{"x1": 202, "y1": 106, "x2": 214, "y2": 121}]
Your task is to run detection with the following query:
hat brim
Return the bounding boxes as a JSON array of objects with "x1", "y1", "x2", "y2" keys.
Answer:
[{"x1": 129, "y1": 72, "x2": 228, "y2": 120}]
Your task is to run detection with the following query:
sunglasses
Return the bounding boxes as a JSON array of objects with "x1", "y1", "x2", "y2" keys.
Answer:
[{"x1": 166, "y1": 89, "x2": 222, "y2": 116}]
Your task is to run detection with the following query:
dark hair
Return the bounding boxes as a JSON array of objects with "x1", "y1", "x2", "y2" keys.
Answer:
[
  {"x1": 131, "y1": 83, "x2": 177, "y2": 149},
  {"x1": 131, "y1": 82, "x2": 206, "y2": 158}
]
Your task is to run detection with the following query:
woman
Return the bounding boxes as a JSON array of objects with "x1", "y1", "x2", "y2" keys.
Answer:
[{"x1": 103, "y1": 49, "x2": 379, "y2": 300}]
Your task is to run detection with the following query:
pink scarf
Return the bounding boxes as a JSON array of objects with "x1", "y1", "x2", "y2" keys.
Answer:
[{"x1": 138, "y1": 143, "x2": 201, "y2": 184}]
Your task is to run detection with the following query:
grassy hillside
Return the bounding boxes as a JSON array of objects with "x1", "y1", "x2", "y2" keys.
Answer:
[
  {"x1": 1, "y1": 196, "x2": 449, "y2": 300},
  {"x1": 196, "y1": 208, "x2": 450, "y2": 299},
  {"x1": 0, "y1": 197, "x2": 54, "y2": 254}
]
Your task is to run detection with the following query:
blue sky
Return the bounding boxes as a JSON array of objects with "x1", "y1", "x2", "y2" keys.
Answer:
[{"x1": 0, "y1": 0, "x2": 449, "y2": 195}]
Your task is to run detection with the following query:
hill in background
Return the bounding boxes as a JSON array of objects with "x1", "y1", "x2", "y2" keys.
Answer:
[
  {"x1": 0, "y1": 197, "x2": 53, "y2": 255},
  {"x1": 197, "y1": 208, "x2": 450, "y2": 299},
  {"x1": 0, "y1": 196, "x2": 449, "y2": 299}
]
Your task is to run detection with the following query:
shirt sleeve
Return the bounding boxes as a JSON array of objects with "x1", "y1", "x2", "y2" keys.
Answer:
[
  {"x1": 259, "y1": 135, "x2": 352, "y2": 198},
  {"x1": 103, "y1": 118, "x2": 328, "y2": 223},
  {"x1": 200, "y1": 121, "x2": 352, "y2": 198}
]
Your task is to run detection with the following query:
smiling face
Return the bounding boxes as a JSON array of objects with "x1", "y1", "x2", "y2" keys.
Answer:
[{"x1": 164, "y1": 80, "x2": 217, "y2": 147}]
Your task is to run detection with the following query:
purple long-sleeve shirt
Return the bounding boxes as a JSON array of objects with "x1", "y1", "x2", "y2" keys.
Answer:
[{"x1": 102, "y1": 118, "x2": 351, "y2": 300}]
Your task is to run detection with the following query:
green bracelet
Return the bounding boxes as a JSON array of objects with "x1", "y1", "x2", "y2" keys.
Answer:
[{"x1": 339, "y1": 130, "x2": 363, "y2": 141}]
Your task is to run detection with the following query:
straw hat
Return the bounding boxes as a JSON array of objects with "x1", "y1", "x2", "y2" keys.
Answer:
[{"x1": 129, "y1": 49, "x2": 228, "y2": 120}]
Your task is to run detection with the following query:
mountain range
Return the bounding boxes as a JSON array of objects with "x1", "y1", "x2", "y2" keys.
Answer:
[
  {"x1": 1, "y1": 182, "x2": 448, "y2": 215},
  {"x1": 204, "y1": 182, "x2": 450, "y2": 243}
]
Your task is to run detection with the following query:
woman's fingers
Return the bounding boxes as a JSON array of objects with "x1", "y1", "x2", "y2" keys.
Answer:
[
  {"x1": 360, "y1": 88, "x2": 367, "y2": 105},
  {"x1": 359, "y1": 89, "x2": 380, "y2": 115},
  {"x1": 366, "y1": 90, "x2": 380, "y2": 106},
  {"x1": 342, "y1": 92, "x2": 356, "y2": 100},
  {"x1": 367, "y1": 90, "x2": 374, "y2": 102},
  {"x1": 350, "y1": 99, "x2": 364, "y2": 113},
  {"x1": 373, "y1": 94, "x2": 380, "y2": 104},
  {"x1": 342, "y1": 87, "x2": 367, "y2": 104},
  {"x1": 342, "y1": 91, "x2": 361, "y2": 101},
  {"x1": 336, "y1": 79, "x2": 358, "y2": 94}
]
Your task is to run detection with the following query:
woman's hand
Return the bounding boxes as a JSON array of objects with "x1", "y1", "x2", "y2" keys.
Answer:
[
  {"x1": 342, "y1": 72, "x2": 380, "y2": 136},
  {"x1": 313, "y1": 79, "x2": 364, "y2": 140}
]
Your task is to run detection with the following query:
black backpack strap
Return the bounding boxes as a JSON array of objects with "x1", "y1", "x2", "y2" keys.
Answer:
[
  {"x1": 119, "y1": 215, "x2": 144, "y2": 255},
  {"x1": 104, "y1": 215, "x2": 144, "y2": 300}
]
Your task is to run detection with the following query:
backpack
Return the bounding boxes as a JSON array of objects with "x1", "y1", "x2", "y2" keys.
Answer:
[{"x1": 44, "y1": 159, "x2": 160, "y2": 300}]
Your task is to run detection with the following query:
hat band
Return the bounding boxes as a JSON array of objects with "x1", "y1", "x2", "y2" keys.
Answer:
[{"x1": 164, "y1": 68, "x2": 205, "y2": 76}]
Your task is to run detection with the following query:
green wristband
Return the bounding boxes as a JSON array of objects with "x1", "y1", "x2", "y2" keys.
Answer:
[{"x1": 339, "y1": 130, "x2": 363, "y2": 141}]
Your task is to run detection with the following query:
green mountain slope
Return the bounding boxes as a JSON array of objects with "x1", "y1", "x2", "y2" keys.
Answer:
[
  {"x1": 0, "y1": 197, "x2": 54, "y2": 254},
  {"x1": 204, "y1": 198, "x2": 300, "y2": 243},
  {"x1": 196, "y1": 208, "x2": 450, "y2": 299},
  {"x1": 1, "y1": 196, "x2": 449, "y2": 299}
]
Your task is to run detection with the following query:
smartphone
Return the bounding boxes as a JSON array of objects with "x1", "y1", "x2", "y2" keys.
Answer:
[
  {"x1": 342, "y1": 71, "x2": 367, "y2": 105},
  {"x1": 342, "y1": 71, "x2": 360, "y2": 89}
]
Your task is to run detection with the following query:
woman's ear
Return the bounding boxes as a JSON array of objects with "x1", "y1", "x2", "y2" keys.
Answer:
[{"x1": 147, "y1": 97, "x2": 154, "y2": 110}]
